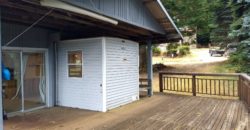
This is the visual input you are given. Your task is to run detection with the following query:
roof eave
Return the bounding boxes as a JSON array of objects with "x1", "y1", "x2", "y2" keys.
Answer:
[{"x1": 156, "y1": 0, "x2": 184, "y2": 40}]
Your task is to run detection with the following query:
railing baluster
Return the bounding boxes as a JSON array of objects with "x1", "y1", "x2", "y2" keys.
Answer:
[
  {"x1": 210, "y1": 79, "x2": 212, "y2": 95},
  {"x1": 197, "y1": 79, "x2": 199, "y2": 93},
  {"x1": 169, "y1": 77, "x2": 171, "y2": 90},
  {"x1": 213, "y1": 80, "x2": 216, "y2": 95},
  {"x1": 171, "y1": 77, "x2": 173, "y2": 91},
  {"x1": 177, "y1": 78, "x2": 179, "y2": 91},
  {"x1": 180, "y1": 78, "x2": 184, "y2": 92},
  {"x1": 206, "y1": 79, "x2": 208, "y2": 94},
  {"x1": 175, "y1": 77, "x2": 177, "y2": 91},
  {"x1": 233, "y1": 80, "x2": 235, "y2": 97},
  {"x1": 163, "y1": 76, "x2": 165, "y2": 90},
  {"x1": 201, "y1": 79, "x2": 203, "y2": 94},
  {"x1": 184, "y1": 78, "x2": 186, "y2": 92},
  {"x1": 223, "y1": 80, "x2": 225, "y2": 96},
  {"x1": 219, "y1": 80, "x2": 221, "y2": 95},
  {"x1": 188, "y1": 78, "x2": 190, "y2": 92}
]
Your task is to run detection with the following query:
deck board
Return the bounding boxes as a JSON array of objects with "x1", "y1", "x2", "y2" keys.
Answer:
[
  {"x1": 103, "y1": 95, "x2": 247, "y2": 130},
  {"x1": 4, "y1": 94, "x2": 248, "y2": 130}
]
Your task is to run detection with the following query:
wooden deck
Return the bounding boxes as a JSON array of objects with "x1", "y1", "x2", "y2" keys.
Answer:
[{"x1": 4, "y1": 94, "x2": 248, "y2": 130}]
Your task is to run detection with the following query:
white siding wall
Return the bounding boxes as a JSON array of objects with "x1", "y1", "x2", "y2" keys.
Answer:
[
  {"x1": 105, "y1": 37, "x2": 139, "y2": 110},
  {"x1": 57, "y1": 38, "x2": 103, "y2": 111}
]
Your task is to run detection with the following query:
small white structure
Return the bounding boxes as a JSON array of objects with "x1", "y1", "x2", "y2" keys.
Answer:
[{"x1": 57, "y1": 37, "x2": 139, "y2": 112}]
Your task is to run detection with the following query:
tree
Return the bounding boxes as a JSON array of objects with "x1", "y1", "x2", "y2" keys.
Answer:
[
  {"x1": 228, "y1": 1, "x2": 250, "y2": 73},
  {"x1": 210, "y1": 0, "x2": 234, "y2": 46},
  {"x1": 162, "y1": 0, "x2": 223, "y2": 45}
]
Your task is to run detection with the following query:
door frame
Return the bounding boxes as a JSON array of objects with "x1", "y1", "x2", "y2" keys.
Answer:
[{"x1": 2, "y1": 47, "x2": 50, "y2": 115}]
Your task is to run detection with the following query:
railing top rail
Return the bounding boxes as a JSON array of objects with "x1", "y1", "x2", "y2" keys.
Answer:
[
  {"x1": 159, "y1": 71, "x2": 241, "y2": 77},
  {"x1": 241, "y1": 74, "x2": 250, "y2": 82}
]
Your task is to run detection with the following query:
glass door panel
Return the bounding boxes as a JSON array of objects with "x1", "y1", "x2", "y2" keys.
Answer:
[
  {"x1": 23, "y1": 53, "x2": 46, "y2": 110},
  {"x1": 2, "y1": 51, "x2": 22, "y2": 113}
]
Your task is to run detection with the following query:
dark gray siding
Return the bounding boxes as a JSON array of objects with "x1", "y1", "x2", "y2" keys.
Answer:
[
  {"x1": 2, "y1": 22, "x2": 52, "y2": 48},
  {"x1": 60, "y1": 0, "x2": 165, "y2": 34}
]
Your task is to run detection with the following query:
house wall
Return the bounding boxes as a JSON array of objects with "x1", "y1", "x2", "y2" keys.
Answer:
[
  {"x1": 1, "y1": 22, "x2": 57, "y2": 107},
  {"x1": 57, "y1": 38, "x2": 103, "y2": 111},
  {"x1": 105, "y1": 37, "x2": 139, "y2": 110},
  {"x1": 60, "y1": 0, "x2": 165, "y2": 34},
  {"x1": 1, "y1": 22, "x2": 51, "y2": 48}
]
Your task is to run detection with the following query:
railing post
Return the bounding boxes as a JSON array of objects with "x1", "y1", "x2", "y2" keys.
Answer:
[
  {"x1": 238, "y1": 75, "x2": 241, "y2": 100},
  {"x1": 192, "y1": 75, "x2": 196, "y2": 96},
  {"x1": 159, "y1": 73, "x2": 163, "y2": 92}
]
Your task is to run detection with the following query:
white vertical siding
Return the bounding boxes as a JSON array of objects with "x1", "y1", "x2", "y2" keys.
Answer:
[
  {"x1": 57, "y1": 38, "x2": 103, "y2": 111},
  {"x1": 105, "y1": 37, "x2": 139, "y2": 110}
]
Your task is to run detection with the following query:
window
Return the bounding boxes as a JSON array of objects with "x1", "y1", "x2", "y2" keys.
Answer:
[{"x1": 68, "y1": 51, "x2": 82, "y2": 78}]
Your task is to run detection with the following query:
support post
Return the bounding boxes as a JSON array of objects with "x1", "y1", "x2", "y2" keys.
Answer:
[
  {"x1": 159, "y1": 72, "x2": 163, "y2": 92},
  {"x1": 192, "y1": 75, "x2": 196, "y2": 96},
  {"x1": 147, "y1": 40, "x2": 153, "y2": 96},
  {"x1": 48, "y1": 33, "x2": 60, "y2": 107},
  {"x1": 0, "y1": 8, "x2": 3, "y2": 130}
]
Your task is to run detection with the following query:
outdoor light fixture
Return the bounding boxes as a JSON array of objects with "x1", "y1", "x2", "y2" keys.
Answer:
[{"x1": 40, "y1": 0, "x2": 119, "y2": 25}]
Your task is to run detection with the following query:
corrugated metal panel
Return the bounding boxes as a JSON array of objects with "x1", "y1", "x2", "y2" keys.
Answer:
[
  {"x1": 105, "y1": 37, "x2": 139, "y2": 110},
  {"x1": 2, "y1": 22, "x2": 51, "y2": 48},
  {"x1": 60, "y1": 0, "x2": 165, "y2": 34},
  {"x1": 57, "y1": 38, "x2": 103, "y2": 111}
]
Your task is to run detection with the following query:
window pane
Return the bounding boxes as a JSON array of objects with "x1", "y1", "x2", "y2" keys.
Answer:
[
  {"x1": 68, "y1": 65, "x2": 82, "y2": 77},
  {"x1": 68, "y1": 51, "x2": 82, "y2": 64}
]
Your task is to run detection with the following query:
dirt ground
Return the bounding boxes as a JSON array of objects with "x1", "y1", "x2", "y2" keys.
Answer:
[
  {"x1": 153, "y1": 48, "x2": 228, "y2": 65},
  {"x1": 141, "y1": 48, "x2": 233, "y2": 92}
]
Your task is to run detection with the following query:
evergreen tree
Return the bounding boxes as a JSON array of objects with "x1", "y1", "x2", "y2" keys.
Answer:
[
  {"x1": 162, "y1": 0, "x2": 222, "y2": 45},
  {"x1": 228, "y1": 0, "x2": 250, "y2": 73}
]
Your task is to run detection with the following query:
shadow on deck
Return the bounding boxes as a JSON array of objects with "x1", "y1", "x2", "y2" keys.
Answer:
[{"x1": 4, "y1": 94, "x2": 248, "y2": 130}]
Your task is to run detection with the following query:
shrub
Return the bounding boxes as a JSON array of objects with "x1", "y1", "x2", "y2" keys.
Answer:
[
  {"x1": 182, "y1": 42, "x2": 190, "y2": 46},
  {"x1": 178, "y1": 46, "x2": 190, "y2": 56},
  {"x1": 166, "y1": 43, "x2": 179, "y2": 57},
  {"x1": 152, "y1": 46, "x2": 161, "y2": 56},
  {"x1": 167, "y1": 43, "x2": 179, "y2": 51}
]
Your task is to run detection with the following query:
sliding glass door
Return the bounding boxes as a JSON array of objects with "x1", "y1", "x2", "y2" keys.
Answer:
[
  {"x1": 2, "y1": 51, "x2": 22, "y2": 113},
  {"x1": 23, "y1": 53, "x2": 46, "y2": 110},
  {"x1": 2, "y1": 50, "x2": 46, "y2": 113}
]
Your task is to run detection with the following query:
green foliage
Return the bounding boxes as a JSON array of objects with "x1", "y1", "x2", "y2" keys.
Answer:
[
  {"x1": 152, "y1": 46, "x2": 161, "y2": 56},
  {"x1": 166, "y1": 43, "x2": 179, "y2": 55},
  {"x1": 166, "y1": 43, "x2": 190, "y2": 56},
  {"x1": 162, "y1": 0, "x2": 223, "y2": 37},
  {"x1": 178, "y1": 46, "x2": 190, "y2": 56},
  {"x1": 228, "y1": 42, "x2": 250, "y2": 73},
  {"x1": 228, "y1": 1, "x2": 250, "y2": 74},
  {"x1": 166, "y1": 43, "x2": 179, "y2": 56},
  {"x1": 167, "y1": 43, "x2": 179, "y2": 50}
]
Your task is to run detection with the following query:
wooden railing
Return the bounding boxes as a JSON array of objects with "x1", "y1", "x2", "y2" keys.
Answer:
[
  {"x1": 239, "y1": 74, "x2": 250, "y2": 111},
  {"x1": 159, "y1": 72, "x2": 240, "y2": 97},
  {"x1": 159, "y1": 72, "x2": 250, "y2": 111}
]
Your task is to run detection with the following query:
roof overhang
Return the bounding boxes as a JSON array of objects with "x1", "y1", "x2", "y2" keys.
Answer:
[
  {"x1": 144, "y1": 0, "x2": 184, "y2": 42},
  {"x1": 0, "y1": 0, "x2": 183, "y2": 44},
  {"x1": 40, "y1": 0, "x2": 118, "y2": 25}
]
